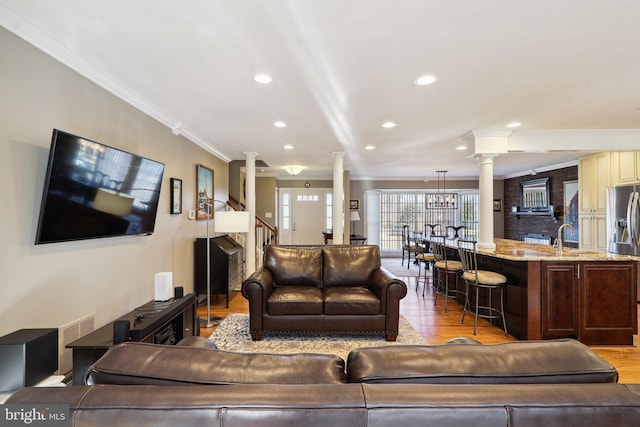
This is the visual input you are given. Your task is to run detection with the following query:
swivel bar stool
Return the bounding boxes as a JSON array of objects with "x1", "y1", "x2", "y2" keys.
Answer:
[
  {"x1": 458, "y1": 239, "x2": 508, "y2": 336},
  {"x1": 431, "y1": 235, "x2": 463, "y2": 312}
]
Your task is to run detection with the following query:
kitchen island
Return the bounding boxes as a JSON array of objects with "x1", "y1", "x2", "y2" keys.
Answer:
[{"x1": 469, "y1": 239, "x2": 638, "y2": 345}]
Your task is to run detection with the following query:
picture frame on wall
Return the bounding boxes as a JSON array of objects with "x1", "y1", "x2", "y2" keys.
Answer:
[
  {"x1": 170, "y1": 178, "x2": 182, "y2": 214},
  {"x1": 196, "y1": 164, "x2": 214, "y2": 220},
  {"x1": 493, "y1": 199, "x2": 502, "y2": 212},
  {"x1": 350, "y1": 200, "x2": 359, "y2": 210},
  {"x1": 563, "y1": 180, "x2": 579, "y2": 242}
]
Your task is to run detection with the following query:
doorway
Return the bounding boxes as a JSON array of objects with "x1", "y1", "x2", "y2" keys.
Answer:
[{"x1": 280, "y1": 188, "x2": 330, "y2": 245}]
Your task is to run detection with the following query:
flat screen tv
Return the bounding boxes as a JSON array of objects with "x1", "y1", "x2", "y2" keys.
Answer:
[{"x1": 35, "y1": 129, "x2": 165, "y2": 244}]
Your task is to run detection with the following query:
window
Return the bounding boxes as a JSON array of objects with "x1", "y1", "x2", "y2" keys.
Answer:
[
  {"x1": 379, "y1": 193, "x2": 425, "y2": 252},
  {"x1": 282, "y1": 193, "x2": 290, "y2": 229},
  {"x1": 325, "y1": 193, "x2": 333, "y2": 230},
  {"x1": 374, "y1": 190, "x2": 480, "y2": 253},
  {"x1": 458, "y1": 193, "x2": 479, "y2": 240}
]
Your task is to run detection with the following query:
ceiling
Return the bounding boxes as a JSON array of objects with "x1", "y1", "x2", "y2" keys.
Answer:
[{"x1": 2, "y1": 0, "x2": 640, "y2": 180}]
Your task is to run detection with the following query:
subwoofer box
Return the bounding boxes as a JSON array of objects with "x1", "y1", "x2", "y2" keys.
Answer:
[{"x1": 0, "y1": 328, "x2": 58, "y2": 392}]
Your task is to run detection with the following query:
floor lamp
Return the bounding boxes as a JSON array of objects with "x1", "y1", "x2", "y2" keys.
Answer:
[{"x1": 200, "y1": 205, "x2": 251, "y2": 328}]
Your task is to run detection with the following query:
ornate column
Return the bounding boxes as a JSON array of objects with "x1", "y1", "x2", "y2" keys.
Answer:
[
  {"x1": 469, "y1": 130, "x2": 511, "y2": 251},
  {"x1": 243, "y1": 152, "x2": 257, "y2": 275},
  {"x1": 332, "y1": 152, "x2": 345, "y2": 244},
  {"x1": 478, "y1": 154, "x2": 497, "y2": 251}
]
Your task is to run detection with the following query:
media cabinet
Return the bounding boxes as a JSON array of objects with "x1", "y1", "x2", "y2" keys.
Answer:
[{"x1": 66, "y1": 293, "x2": 198, "y2": 385}]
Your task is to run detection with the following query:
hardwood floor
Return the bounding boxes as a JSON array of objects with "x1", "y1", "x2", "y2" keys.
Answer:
[{"x1": 198, "y1": 271, "x2": 640, "y2": 384}]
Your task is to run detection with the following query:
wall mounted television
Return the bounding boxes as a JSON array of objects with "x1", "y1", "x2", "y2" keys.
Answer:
[{"x1": 35, "y1": 129, "x2": 165, "y2": 244}]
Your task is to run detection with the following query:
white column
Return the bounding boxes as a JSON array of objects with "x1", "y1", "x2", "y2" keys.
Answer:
[
  {"x1": 332, "y1": 152, "x2": 345, "y2": 244},
  {"x1": 243, "y1": 152, "x2": 257, "y2": 275},
  {"x1": 478, "y1": 154, "x2": 497, "y2": 251}
]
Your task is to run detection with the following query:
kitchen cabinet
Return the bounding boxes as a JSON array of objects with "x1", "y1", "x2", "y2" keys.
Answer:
[
  {"x1": 610, "y1": 151, "x2": 640, "y2": 186},
  {"x1": 541, "y1": 261, "x2": 637, "y2": 345},
  {"x1": 541, "y1": 262, "x2": 579, "y2": 338},
  {"x1": 578, "y1": 212, "x2": 607, "y2": 252},
  {"x1": 578, "y1": 153, "x2": 610, "y2": 251}
]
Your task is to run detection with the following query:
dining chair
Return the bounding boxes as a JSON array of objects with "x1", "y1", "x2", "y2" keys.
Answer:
[{"x1": 401, "y1": 225, "x2": 424, "y2": 269}]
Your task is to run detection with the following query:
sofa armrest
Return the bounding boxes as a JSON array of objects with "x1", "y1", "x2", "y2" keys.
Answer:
[
  {"x1": 242, "y1": 267, "x2": 275, "y2": 304},
  {"x1": 241, "y1": 268, "x2": 274, "y2": 336},
  {"x1": 370, "y1": 267, "x2": 407, "y2": 314}
]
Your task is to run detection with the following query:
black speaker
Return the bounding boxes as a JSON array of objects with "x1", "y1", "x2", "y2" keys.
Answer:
[
  {"x1": 113, "y1": 320, "x2": 130, "y2": 344},
  {"x1": 0, "y1": 328, "x2": 58, "y2": 392},
  {"x1": 174, "y1": 286, "x2": 184, "y2": 299}
]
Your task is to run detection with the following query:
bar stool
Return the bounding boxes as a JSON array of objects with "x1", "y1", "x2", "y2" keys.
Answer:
[
  {"x1": 458, "y1": 239, "x2": 508, "y2": 336},
  {"x1": 416, "y1": 249, "x2": 435, "y2": 296},
  {"x1": 431, "y1": 235, "x2": 463, "y2": 312}
]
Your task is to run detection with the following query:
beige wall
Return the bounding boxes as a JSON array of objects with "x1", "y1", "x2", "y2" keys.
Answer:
[
  {"x1": 256, "y1": 177, "x2": 277, "y2": 227},
  {"x1": 0, "y1": 28, "x2": 229, "y2": 338}
]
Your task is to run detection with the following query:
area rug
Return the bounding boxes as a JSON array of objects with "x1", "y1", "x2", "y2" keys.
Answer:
[
  {"x1": 209, "y1": 314, "x2": 426, "y2": 361},
  {"x1": 381, "y1": 257, "x2": 420, "y2": 278}
]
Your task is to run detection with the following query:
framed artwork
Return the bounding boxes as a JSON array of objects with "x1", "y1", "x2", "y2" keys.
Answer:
[
  {"x1": 196, "y1": 164, "x2": 214, "y2": 220},
  {"x1": 349, "y1": 199, "x2": 359, "y2": 210},
  {"x1": 170, "y1": 178, "x2": 182, "y2": 214},
  {"x1": 563, "y1": 180, "x2": 579, "y2": 242},
  {"x1": 493, "y1": 199, "x2": 502, "y2": 212}
]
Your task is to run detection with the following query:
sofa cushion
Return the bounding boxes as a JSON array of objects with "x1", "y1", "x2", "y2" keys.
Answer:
[
  {"x1": 323, "y1": 245, "x2": 381, "y2": 287},
  {"x1": 324, "y1": 287, "x2": 380, "y2": 315},
  {"x1": 86, "y1": 342, "x2": 347, "y2": 385},
  {"x1": 264, "y1": 245, "x2": 323, "y2": 287},
  {"x1": 346, "y1": 339, "x2": 618, "y2": 384},
  {"x1": 268, "y1": 286, "x2": 323, "y2": 315}
]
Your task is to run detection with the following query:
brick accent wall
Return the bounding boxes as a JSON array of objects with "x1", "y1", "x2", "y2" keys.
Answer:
[{"x1": 504, "y1": 166, "x2": 578, "y2": 248}]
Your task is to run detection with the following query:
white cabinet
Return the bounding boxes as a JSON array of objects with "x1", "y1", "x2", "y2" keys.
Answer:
[
  {"x1": 611, "y1": 151, "x2": 640, "y2": 186},
  {"x1": 578, "y1": 212, "x2": 607, "y2": 251},
  {"x1": 578, "y1": 153, "x2": 610, "y2": 252}
]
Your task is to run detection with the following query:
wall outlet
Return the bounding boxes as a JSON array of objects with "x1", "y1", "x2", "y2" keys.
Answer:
[{"x1": 188, "y1": 210, "x2": 196, "y2": 220}]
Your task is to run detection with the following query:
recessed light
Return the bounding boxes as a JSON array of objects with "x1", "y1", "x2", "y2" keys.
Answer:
[
  {"x1": 382, "y1": 121, "x2": 397, "y2": 129},
  {"x1": 506, "y1": 121, "x2": 522, "y2": 128},
  {"x1": 414, "y1": 74, "x2": 437, "y2": 86},
  {"x1": 365, "y1": 145, "x2": 376, "y2": 150},
  {"x1": 456, "y1": 145, "x2": 467, "y2": 151},
  {"x1": 254, "y1": 73, "x2": 272, "y2": 84},
  {"x1": 274, "y1": 121, "x2": 287, "y2": 128},
  {"x1": 283, "y1": 144, "x2": 294, "y2": 150}
]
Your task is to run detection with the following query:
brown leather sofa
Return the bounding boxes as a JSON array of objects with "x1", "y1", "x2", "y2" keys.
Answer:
[
  {"x1": 7, "y1": 339, "x2": 640, "y2": 426},
  {"x1": 242, "y1": 245, "x2": 407, "y2": 341}
]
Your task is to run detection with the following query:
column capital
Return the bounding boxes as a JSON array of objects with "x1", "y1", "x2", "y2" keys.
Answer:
[
  {"x1": 242, "y1": 151, "x2": 258, "y2": 160},
  {"x1": 332, "y1": 151, "x2": 345, "y2": 159},
  {"x1": 469, "y1": 129, "x2": 513, "y2": 156}
]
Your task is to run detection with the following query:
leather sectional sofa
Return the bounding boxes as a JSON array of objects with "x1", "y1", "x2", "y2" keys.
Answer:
[
  {"x1": 242, "y1": 245, "x2": 407, "y2": 341},
  {"x1": 7, "y1": 338, "x2": 640, "y2": 426}
]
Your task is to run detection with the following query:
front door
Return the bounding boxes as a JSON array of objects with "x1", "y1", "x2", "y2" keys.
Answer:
[{"x1": 291, "y1": 189, "x2": 325, "y2": 244}]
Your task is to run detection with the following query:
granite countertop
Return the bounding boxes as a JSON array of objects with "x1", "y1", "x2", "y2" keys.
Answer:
[{"x1": 475, "y1": 238, "x2": 639, "y2": 262}]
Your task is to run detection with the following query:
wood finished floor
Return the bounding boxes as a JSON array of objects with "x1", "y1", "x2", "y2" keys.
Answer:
[{"x1": 198, "y1": 268, "x2": 640, "y2": 384}]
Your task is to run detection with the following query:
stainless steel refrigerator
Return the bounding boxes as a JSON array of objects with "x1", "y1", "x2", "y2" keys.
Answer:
[
  {"x1": 606, "y1": 185, "x2": 640, "y2": 302},
  {"x1": 607, "y1": 185, "x2": 640, "y2": 257}
]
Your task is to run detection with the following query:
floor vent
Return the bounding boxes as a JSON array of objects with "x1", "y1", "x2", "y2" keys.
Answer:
[{"x1": 58, "y1": 313, "x2": 95, "y2": 375}]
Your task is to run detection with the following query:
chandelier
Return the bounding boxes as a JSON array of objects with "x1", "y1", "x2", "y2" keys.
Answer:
[{"x1": 425, "y1": 170, "x2": 458, "y2": 209}]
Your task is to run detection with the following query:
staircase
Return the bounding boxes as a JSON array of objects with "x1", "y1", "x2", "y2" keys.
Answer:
[{"x1": 227, "y1": 196, "x2": 278, "y2": 270}]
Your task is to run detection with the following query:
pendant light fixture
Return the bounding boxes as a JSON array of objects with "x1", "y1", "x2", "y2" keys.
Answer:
[{"x1": 426, "y1": 170, "x2": 458, "y2": 209}]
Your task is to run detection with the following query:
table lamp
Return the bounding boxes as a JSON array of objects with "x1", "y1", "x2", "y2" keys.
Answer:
[{"x1": 350, "y1": 211, "x2": 361, "y2": 237}]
